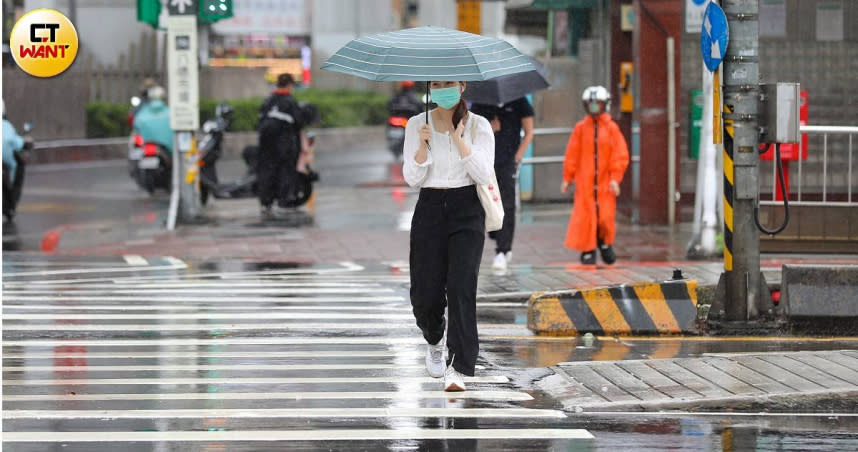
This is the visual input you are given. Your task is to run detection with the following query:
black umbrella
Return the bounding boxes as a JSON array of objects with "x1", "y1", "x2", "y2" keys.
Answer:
[{"x1": 463, "y1": 57, "x2": 549, "y2": 105}]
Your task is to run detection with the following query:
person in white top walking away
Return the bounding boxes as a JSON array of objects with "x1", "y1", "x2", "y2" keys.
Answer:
[{"x1": 403, "y1": 80, "x2": 495, "y2": 392}]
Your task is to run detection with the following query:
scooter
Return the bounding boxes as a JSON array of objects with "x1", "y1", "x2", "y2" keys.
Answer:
[
  {"x1": 386, "y1": 115, "x2": 408, "y2": 159},
  {"x1": 127, "y1": 96, "x2": 144, "y2": 180},
  {"x1": 197, "y1": 103, "x2": 232, "y2": 205},
  {"x1": 2, "y1": 122, "x2": 34, "y2": 222},
  {"x1": 137, "y1": 141, "x2": 171, "y2": 195}
]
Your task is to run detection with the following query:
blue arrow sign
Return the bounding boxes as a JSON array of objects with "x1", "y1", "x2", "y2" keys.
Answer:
[{"x1": 700, "y1": 2, "x2": 728, "y2": 72}]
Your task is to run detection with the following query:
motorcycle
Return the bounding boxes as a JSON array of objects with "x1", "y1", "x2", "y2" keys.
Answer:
[
  {"x1": 137, "y1": 141, "x2": 172, "y2": 195},
  {"x1": 386, "y1": 115, "x2": 408, "y2": 159},
  {"x1": 127, "y1": 96, "x2": 144, "y2": 180},
  {"x1": 3, "y1": 122, "x2": 34, "y2": 222},
  {"x1": 197, "y1": 103, "x2": 232, "y2": 205}
]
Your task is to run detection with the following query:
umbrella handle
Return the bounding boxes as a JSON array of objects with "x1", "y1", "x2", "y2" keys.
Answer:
[{"x1": 425, "y1": 81, "x2": 431, "y2": 149}]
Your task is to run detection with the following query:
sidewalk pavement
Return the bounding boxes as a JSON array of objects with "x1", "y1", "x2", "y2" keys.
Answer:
[{"x1": 46, "y1": 186, "x2": 858, "y2": 301}]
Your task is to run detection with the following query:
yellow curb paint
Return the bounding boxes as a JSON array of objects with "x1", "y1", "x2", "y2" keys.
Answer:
[
  {"x1": 633, "y1": 283, "x2": 681, "y2": 334},
  {"x1": 582, "y1": 288, "x2": 631, "y2": 335}
]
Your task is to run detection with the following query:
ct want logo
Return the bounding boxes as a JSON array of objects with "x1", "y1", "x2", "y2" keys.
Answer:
[{"x1": 10, "y1": 9, "x2": 79, "y2": 78}]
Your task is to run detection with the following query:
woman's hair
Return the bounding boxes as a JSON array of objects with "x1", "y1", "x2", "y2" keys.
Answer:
[{"x1": 452, "y1": 98, "x2": 469, "y2": 129}]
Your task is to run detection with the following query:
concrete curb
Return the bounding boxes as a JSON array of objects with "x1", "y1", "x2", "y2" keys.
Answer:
[{"x1": 527, "y1": 280, "x2": 699, "y2": 336}]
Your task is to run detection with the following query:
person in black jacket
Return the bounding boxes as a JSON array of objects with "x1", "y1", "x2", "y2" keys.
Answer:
[{"x1": 257, "y1": 73, "x2": 304, "y2": 216}]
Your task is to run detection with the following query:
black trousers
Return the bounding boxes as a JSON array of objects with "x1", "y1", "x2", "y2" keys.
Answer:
[
  {"x1": 488, "y1": 160, "x2": 517, "y2": 254},
  {"x1": 256, "y1": 143, "x2": 298, "y2": 208},
  {"x1": 410, "y1": 185, "x2": 485, "y2": 376}
]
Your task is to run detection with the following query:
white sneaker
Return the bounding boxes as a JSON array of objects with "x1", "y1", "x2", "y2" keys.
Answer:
[
  {"x1": 443, "y1": 365, "x2": 466, "y2": 392},
  {"x1": 425, "y1": 342, "x2": 446, "y2": 378},
  {"x1": 492, "y1": 252, "x2": 507, "y2": 271},
  {"x1": 505, "y1": 251, "x2": 512, "y2": 265}
]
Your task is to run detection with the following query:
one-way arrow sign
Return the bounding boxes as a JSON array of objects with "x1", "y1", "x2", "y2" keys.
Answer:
[
  {"x1": 168, "y1": 0, "x2": 196, "y2": 15},
  {"x1": 700, "y1": 1, "x2": 729, "y2": 72}
]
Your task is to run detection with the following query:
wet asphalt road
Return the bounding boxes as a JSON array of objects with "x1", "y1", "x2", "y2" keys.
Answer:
[{"x1": 4, "y1": 256, "x2": 858, "y2": 451}]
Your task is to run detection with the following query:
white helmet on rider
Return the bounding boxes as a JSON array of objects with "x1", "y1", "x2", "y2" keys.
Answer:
[
  {"x1": 147, "y1": 86, "x2": 166, "y2": 101},
  {"x1": 582, "y1": 86, "x2": 610, "y2": 115}
]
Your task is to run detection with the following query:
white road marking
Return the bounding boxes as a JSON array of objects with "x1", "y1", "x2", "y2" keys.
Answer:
[
  {"x1": 2, "y1": 429, "x2": 593, "y2": 442},
  {"x1": 2, "y1": 263, "x2": 366, "y2": 286},
  {"x1": 17, "y1": 282, "x2": 386, "y2": 289},
  {"x1": 1, "y1": 350, "x2": 415, "y2": 359},
  {"x1": 3, "y1": 390, "x2": 532, "y2": 402},
  {"x1": 5, "y1": 287, "x2": 395, "y2": 294},
  {"x1": 162, "y1": 257, "x2": 186, "y2": 268},
  {"x1": 3, "y1": 375, "x2": 510, "y2": 386},
  {"x1": 3, "y1": 363, "x2": 427, "y2": 372},
  {"x1": 577, "y1": 411, "x2": 858, "y2": 418},
  {"x1": 4, "y1": 295, "x2": 405, "y2": 303},
  {"x1": 3, "y1": 304, "x2": 411, "y2": 312},
  {"x1": 2, "y1": 407, "x2": 563, "y2": 419},
  {"x1": 2, "y1": 337, "x2": 429, "y2": 347},
  {"x1": 3, "y1": 312, "x2": 415, "y2": 320},
  {"x1": 3, "y1": 322, "x2": 418, "y2": 331},
  {"x1": 3, "y1": 262, "x2": 187, "y2": 278},
  {"x1": 122, "y1": 255, "x2": 149, "y2": 266}
]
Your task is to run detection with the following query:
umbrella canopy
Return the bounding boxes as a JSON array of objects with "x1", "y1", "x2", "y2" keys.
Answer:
[
  {"x1": 463, "y1": 57, "x2": 549, "y2": 105},
  {"x1": 320, "y1": 26, "x2": 536, "y2": 82}
]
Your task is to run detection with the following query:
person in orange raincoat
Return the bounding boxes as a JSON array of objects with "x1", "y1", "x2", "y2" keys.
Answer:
[{"x1": 561, "y1": 86, "x2": 629, "y2": 265}]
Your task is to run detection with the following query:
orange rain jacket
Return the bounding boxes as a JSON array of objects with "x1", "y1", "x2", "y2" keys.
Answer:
[{"x1": 562, "y1": 113, "x2": 630, "y2": 252}]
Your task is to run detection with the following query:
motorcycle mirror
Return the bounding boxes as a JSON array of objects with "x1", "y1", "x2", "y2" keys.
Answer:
[
  {"x1": 130, "y1": 96, "x2": 141, "y2": 107},
  {"x1": 23, "y1": 122, "x2": 33, "y2": 133}
]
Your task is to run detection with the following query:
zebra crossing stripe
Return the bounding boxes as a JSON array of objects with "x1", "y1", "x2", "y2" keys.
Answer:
[
  {"x1": 2, "y1": 429, "x2": 594, "y2": 442},
  {"x1": 3, "y1": 391, "x2": 533, "y2": 402},
  {"x1": 2, "y1": 322, "x2": 418, "y2": 331},
  {"x1": 2, "y1": 337, "x2": 428, "y2": 347},
  {"x1": 2, "y1": 304, "x2": 413, "y2": 312},
  {"x1": 4, "y1": 287, "x2": 395, "y2": 294},
  {"x1": 3, "y1": 375, "x2": 511, "y2": 386},
  {"x1": 12, "y1": 282, "x2": 386, "y2": 289},
  {"x1": 4, "y1": 295, "x2": 405, "y2": 303},
  {"x1": 1, "y1": 350, "x2": 416, "y2": 359},
  {"x1": 122, "y1": 255, "x2": 149, "y2": 266},
  {"x1": 2, "y1": 407, "x2": 565, "y2": 419},
  {"x1": 3, "y1": 312, "x2": 415, "y2": 320},
  {"x1": 3, "y1": 363, "x2": 427, "y2": 372}
]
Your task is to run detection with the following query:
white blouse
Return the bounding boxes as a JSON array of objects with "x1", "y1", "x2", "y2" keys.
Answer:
[{"x1": 402, "y1": 111, "x2": 495, "y2": 189}]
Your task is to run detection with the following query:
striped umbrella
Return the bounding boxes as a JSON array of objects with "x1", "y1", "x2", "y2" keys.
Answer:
[
  {"x1": 321, "y1": 26, "x2": 537, "y2": 122},
  {"x1": 321, "y1": 26, "x2": 535, "y2": 82}
]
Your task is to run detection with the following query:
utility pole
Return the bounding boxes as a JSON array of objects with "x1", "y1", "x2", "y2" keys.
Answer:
[{"x1": 720, "y1": 0, "x2": 767, "y2": 320}]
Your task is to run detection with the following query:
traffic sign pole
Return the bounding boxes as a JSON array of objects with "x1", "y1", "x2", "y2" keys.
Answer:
[{"x1": 166, "y1": 0, "x2": 201, "y2": 229}]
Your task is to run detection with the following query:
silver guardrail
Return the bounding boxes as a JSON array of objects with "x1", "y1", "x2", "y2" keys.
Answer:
[{"x1": 760, "y1": 125, "x2": 857, "y2": 207}]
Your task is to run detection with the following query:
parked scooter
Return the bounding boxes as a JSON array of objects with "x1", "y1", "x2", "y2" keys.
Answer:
[
  {"x1": 2, "y1": 122, "x2": 34, "y2": 222},
  {"x1": 210, "y1": 102, "x2": 320, "y2": 208},
  {"x1": 197, "y1": 102, "x2": 233, "y2": 205}
]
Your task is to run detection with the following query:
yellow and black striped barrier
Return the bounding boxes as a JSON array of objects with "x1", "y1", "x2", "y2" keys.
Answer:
[{"x1": 527, "y1": 280, "x2": 699, "y2": 336}]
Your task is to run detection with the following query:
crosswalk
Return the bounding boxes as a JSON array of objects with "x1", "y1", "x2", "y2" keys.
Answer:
[{"x1": 3, "y1": 255, "x2": 591, "y2": 449}]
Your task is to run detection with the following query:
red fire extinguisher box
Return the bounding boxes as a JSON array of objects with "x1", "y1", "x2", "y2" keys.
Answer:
[{"x1": 761, "y1": 90, "x2": 808, "y2": 161}]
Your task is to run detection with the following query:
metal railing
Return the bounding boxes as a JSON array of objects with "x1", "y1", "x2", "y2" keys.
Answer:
[{"x1": 760, "y1": 125, "x2": 857, "y2": 207}]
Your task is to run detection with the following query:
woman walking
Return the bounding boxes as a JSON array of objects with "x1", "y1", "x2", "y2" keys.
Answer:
[
  {"x1": 403, "y1": 80, "x2": 495, "y2": 392},
  {"x1": 562, "y1": 86, "x2": 629, "y2": 265}
]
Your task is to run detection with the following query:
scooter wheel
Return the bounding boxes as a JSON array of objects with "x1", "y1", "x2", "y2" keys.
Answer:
[{"x1": 200, "y1": 185, "x2": 209, "y2": 205}]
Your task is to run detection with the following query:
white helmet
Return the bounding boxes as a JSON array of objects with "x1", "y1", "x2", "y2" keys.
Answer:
[
  {"x1": 582, "y1": 86, "x2": 610, "y2": 114},
  {"x1": 148, "y1": 86, "x2": 166, "y2": 101}
]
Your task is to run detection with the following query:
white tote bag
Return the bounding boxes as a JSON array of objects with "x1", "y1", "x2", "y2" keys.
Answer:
[{"x1": 470, "y1": 118, "x2": 504, "y2": 232}]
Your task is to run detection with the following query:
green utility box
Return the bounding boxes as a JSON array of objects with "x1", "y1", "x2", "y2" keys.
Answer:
[{"x1": 688, "y1": 89, "x2": 703, "y2": 160}]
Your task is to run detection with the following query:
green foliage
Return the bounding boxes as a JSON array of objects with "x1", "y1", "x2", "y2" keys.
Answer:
[
  {"x1": 86, "y1": 88, "x2": 390, "y2": 137},
  {"x1": 85, "y1": 101, "x2": 132, "y2": 138}
]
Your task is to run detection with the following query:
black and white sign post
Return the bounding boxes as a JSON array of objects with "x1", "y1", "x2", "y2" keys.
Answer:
[{"x1": 166, "y1": 0, "x2": 201, "y2": 230}]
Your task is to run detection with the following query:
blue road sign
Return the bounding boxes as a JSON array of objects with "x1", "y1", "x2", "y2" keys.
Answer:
[{"x1": 700, "y1": 2, "x2": 728, "y2": 72}]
